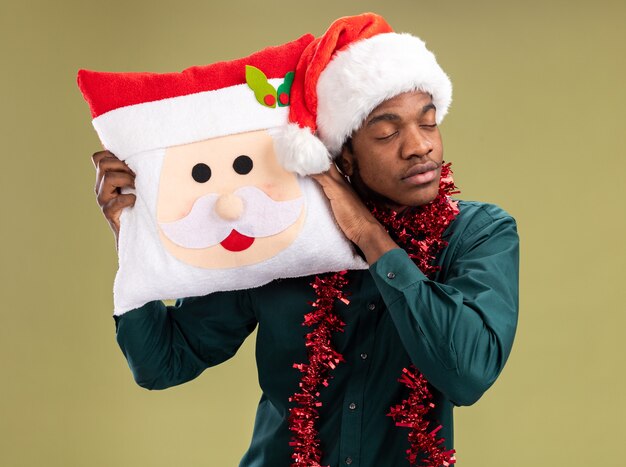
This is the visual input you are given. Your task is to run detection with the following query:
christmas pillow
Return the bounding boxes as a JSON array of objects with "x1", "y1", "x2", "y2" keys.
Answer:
[{"x1": 78, "y1": 34, "x2": 367, "y2": 315}]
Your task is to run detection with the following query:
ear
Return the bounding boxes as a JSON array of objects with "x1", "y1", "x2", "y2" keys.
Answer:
[{"x1": 339, "y1": 144, "x2": 355, "y2": 177}]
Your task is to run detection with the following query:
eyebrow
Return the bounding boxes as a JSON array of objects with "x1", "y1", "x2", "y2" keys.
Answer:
[
  {"x1": 366, "y1": 103, "x2": 437, "y2": 127},
  {"x1": 366, "y1": 113, "x2": 399, "y2": 127},
  {"x1": 421, "y1": 103, "x2": 437, "y2": 114}
]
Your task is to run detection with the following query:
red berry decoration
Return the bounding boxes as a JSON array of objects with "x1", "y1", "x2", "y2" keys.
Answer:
[
  {"x1": 264, "y1": 94, "x2": 276, "y2": 106},
  {"x1": 279, "y1": 92, "x2": 289, "y2": 105}
]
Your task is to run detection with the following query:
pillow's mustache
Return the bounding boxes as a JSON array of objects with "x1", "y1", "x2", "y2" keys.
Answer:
[{"x1": 158, "y1": 185, "x2": 304, "y2": 249}]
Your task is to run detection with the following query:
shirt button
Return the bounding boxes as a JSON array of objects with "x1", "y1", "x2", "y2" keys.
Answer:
[
  {"x1": 360, "y1": 352, "x2": 368, "y2": 360},
  {"x1": 349, "y1": 402, "x2": 357, "y2": 410},
  {"x1": 345, "y1": 457, "x2": 353, "y2": 465},
  {"x1": 387, "y1": 271, "x2": 396, "y2": 279},
  {"x1": 368, "y1": 302, "x2": 376, "y2": 311}
]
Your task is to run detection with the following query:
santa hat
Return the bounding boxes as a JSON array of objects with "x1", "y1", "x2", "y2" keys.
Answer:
[
  {"x1": 278, "y1": 13, "x2": 453, "y2": 162},
  {"x1": 77, "y1": 33, "x2": 332, "y2": 176}
]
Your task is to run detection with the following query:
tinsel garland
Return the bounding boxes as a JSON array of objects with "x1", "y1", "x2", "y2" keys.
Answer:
[
  {"x1": 366, "y1": 162, "x2": 460, "y2": 279},
  {"x1": 288, "y1": 271, "x2": 350, "y2": 466},
  {"x1": 289, "y1": 162, "x2": 459, "y2": 466},
  {"x1": 387, "y1": 367, "x2": 457, "y2": 466}
]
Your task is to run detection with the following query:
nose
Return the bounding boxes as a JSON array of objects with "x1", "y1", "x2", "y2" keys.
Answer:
[
  {"x1": 401, "y1": 125, "x2": 433, "y2": 159},
  {"x1": 214, "y1": 193, "x2": 244, "y2": 221}
]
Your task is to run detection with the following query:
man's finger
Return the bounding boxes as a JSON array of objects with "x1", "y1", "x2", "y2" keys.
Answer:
[
  {"x1": 97, "y1": 172, "x2": 136, "y2": 206},
  {"x1": 102, "y1": 194, "x2": 136, "y2": 223},
  {"x1": 115, "y1": 193, "x2": 136, "y2": 209},
  {"x1": 93, "y1": 151, "x2": 135, "y2": 191},
  {"x1": 310, "y1": 172, "x2": 329, "y2": 184},
  {"x1": 326, "y1": 163, "x2": 347, "y2": 183},
  {"x1": 96, "y1": 156, "x2": 135, "y2": 176},
  {"x1": 92, "y1": 150, "x2": 113, "y2": 168},
  {"x1": 95, "y1": 158, "x2": 136, "y2": 196},
  {"x1": 94, "y1": 156, "x2": 136, "y2": 189},
  {"x1": 313, "y1": 165, "x2": 351, "y2": 195}
]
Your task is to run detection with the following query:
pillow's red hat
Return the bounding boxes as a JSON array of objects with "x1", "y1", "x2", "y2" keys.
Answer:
[{"x1": 77, "y1": 34, "x2": 332, "y2": 176}]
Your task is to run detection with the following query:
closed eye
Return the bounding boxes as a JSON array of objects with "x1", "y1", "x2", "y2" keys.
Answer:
[{"x1": 375, "y1": 131, "x2": 398, "y2": 140}]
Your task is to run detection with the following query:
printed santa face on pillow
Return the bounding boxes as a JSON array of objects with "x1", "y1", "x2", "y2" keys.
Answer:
[
  {"x1": 157, "y1": 130, "x2": 305, "y2": 268},
  {"x1": 78, "y1": 35, "x2": 367, "y2": 315}
]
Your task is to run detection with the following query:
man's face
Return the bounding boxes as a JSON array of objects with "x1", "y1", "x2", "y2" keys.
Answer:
[
  {"x1": 340, "y1": 91, "x2": 444, "y2": 211},
  {"x1": 156, "y1": 130, "x2": 305, "y2": 269}
]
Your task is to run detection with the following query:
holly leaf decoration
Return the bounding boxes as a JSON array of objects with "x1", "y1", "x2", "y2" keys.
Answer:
[
  {"x1": 245, "y1": 65, "x2": 277, "y2": 108},
  {"x1": 276, "y1": 71, "x2": 294, "y2": 107}
]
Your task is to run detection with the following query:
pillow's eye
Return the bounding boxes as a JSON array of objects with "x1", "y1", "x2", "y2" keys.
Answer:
[
  {"x1": 191, "y1": 163, "x2": 211, "y2": 183},
  {"x1": 233, "y1": 155, "x2": 253, "y2": 175}
]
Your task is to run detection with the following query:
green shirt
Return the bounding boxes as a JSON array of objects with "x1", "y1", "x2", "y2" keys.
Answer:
[{"x1": 113, "y1": 200, "x2": 519, "y2": 467}]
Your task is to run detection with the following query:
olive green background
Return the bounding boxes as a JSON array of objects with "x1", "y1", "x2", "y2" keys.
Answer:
[{"x1": 1, "y1": 0, "x2": 624, "y2": 465}]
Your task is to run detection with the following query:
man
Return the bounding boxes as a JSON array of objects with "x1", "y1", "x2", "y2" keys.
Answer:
[{"x1": 92, "y1": 13, "x2": 518, "y2": 467}]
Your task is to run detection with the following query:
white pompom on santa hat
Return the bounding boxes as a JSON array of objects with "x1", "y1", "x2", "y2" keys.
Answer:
[{"x1": 276, "y1": 12, "x2": 453, "y2": 167}]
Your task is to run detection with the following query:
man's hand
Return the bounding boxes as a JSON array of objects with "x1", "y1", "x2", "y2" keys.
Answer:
[
  {"x1": 312, "y1": 164, "x2": 398, "y2": 264},
  {"x1": 92, "y1": 150, "x2": 136, "y2": 249}
]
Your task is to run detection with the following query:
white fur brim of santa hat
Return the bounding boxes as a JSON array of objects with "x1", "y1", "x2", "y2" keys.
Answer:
[
  {"x1": 317, "y1": 32, "x2": 452, "y2": 156},
  {"x1": 91, "y1": 79, "x2": 290, "y2": 158},
  {"x1": 280, "y1": 13, "x2": 452, "y2": 160}
]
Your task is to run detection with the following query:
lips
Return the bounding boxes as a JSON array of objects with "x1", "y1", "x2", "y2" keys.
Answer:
[
  {"x1": 220, "y1": 229, "x2": 255, "y2": 252},
  {"x1": 402, "y1": 161, "x2": 440, "y2": 186}
]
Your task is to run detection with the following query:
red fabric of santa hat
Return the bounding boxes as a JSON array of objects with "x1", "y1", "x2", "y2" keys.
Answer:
[
  {"x1": 78, "y1": 34, "x2": 332, "y2": 175},
  {"x1": 280, "y1": 13, "x2": 453, "y2": 159}
]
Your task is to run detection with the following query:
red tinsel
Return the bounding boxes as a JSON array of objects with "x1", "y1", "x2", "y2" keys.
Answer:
[
  {"x1": 388, "y1": 367, "x2": 457, "y2": 466},
  {"x1": 288, "y1": 271, "x2": 350, "y2": 466},
  {"x1": 367, "y1": 162, "x2": 460, "y2": 279},
  {"x1": 288, "y1": 163, "x2": 460, "y2": 466}
]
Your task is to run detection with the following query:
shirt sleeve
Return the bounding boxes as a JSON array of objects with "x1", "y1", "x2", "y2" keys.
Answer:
[
  {"x1": 112, "y1": 290, "x2": 257, "y2": 390},
  {"x1": 370, "y1": 213, "x2": 519, "y2": 406}
]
